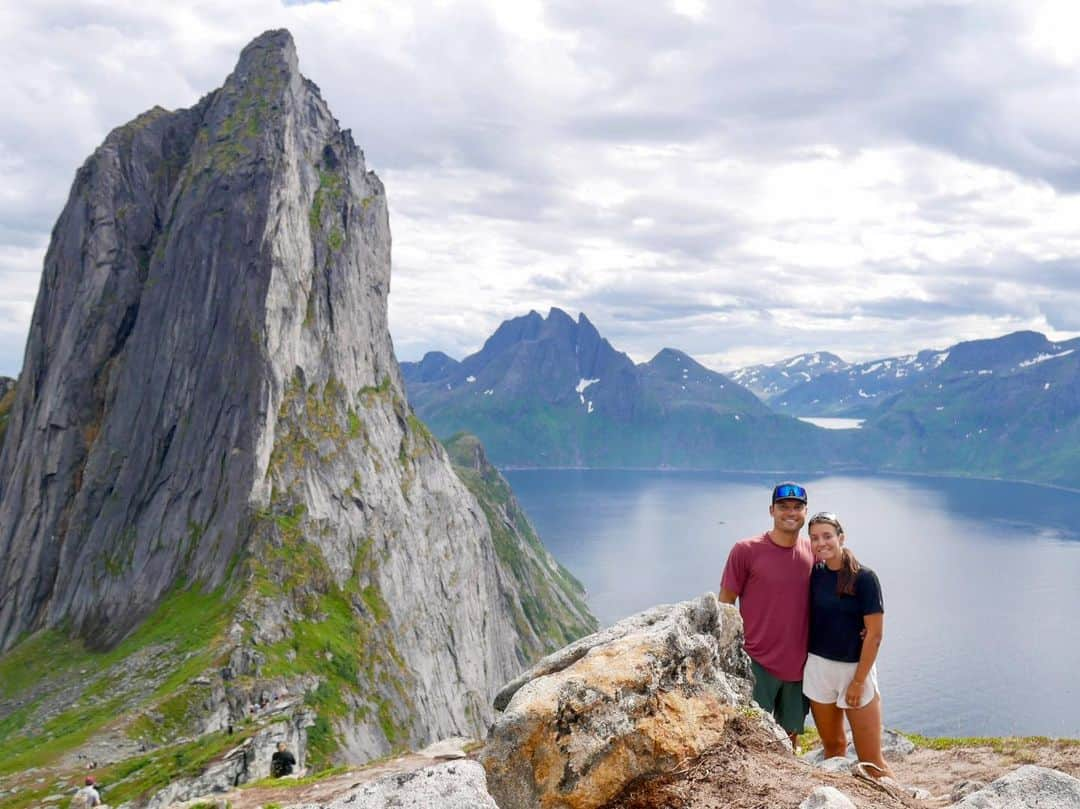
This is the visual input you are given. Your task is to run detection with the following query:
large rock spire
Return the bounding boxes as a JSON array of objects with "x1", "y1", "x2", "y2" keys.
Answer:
[{"x1": 0, "y1": 30, "x2": 593, "y2": 757}]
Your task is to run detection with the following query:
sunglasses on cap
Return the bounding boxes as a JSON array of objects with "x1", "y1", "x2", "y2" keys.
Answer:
[{"x1": 771, "y1": 483, "x2": 807, "y2": 503}]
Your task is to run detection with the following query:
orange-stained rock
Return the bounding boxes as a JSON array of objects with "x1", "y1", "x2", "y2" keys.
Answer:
[{"x1": 481, "y1": 594, "x2": 788, "y2": 809}]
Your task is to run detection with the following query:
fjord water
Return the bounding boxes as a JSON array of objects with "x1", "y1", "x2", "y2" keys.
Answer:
[{"x1": 504, "y1": 469, "x2": 1080, "y2": 738}]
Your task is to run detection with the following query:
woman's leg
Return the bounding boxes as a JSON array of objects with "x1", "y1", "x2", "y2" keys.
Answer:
[
  {"x1": 809, "y1": 699, "x2": 847, "y2": 759},
  {"x1": 846, "y1": 694, "x2": 894, "y2": 778}
]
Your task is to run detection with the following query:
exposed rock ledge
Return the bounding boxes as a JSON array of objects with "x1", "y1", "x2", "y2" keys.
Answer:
[{"x1": 156, "y1": 594, "x2": 1080, "y2": 808}]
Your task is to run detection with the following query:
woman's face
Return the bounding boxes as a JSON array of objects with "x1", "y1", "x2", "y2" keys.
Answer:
[{"x1": 809, "y1": 520, "x2": 844, "y2": 564}]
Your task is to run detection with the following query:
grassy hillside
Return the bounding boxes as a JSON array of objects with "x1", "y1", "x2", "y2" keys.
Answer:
[
  {"x1": 0, "y1": 425, "x2": 597, "y2": 809},
  {"x1": 0, "y1": 585, "x2": 238, "y2": 808}
]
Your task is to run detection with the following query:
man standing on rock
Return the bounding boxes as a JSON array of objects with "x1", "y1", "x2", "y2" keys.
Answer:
[
  {"x1": 719, "y1": 482, "x2": 814, "y2": 749},
  {"x1": 271, "y1": 742, "x2": 297, "y2": 777}
]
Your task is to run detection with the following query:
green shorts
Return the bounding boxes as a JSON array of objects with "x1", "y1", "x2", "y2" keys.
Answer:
[{"x1": 750, "y1": 658, "x2": 809, "y2": 734}]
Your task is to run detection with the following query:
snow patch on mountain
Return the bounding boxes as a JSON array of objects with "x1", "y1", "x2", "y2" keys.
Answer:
[
  {"x1": 576, "y1": 378, "x2": 599, "y2": 405},
  {"x1": 1018, "y1": 349, "x2": 1074, "y2": 368}
]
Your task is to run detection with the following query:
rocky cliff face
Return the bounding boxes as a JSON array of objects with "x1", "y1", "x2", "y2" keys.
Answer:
[
  {"x1": 0, "y1": 29, "x2": 591, "y2": 763},
  {"x1": 443, "y1": 432, "x2": 596, "y2": 660}
]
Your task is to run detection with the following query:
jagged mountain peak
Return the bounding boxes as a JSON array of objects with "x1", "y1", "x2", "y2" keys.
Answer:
[
  {"x1": 545, "y1": 306, "x2": 575, "y2": 325},
  {"x1": 234, "y1": 28, "x2": 298, "y2": 74},
  {"x1": 0, "y1": 27, "x2": 393, "y2": 648},
  {"x1": 0, "y1": 30, "x2": 595, "y2": 772}
]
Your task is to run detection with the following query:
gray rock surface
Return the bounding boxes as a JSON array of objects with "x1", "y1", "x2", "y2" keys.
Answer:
[
  {"x1": 144, "y1": 720, "x2": 302, "y2": 809},
  {"x1": 799, "y1": 786, "x2": 857, "y2": 809},
  {"x1": 492, "y1": 594, "x2": 754, "y2": 713},
  {"x1": 814, "y1": 756, "x2": 855, "y2": 774},
  {"x1": 0, "y1": 27, "x2": 594, "y2": 762},
  {"x1": 416, "y1": 736, "x2": 474, "y2": 760},
  {"x1": 948, "y1": 764, "x2": 1080, "y2": 808},
  {"x1": 950, "y1": 779, "x2": 987, "y2": 802},
  {"x1": 482, "y1": 594, "x2": 789, "y2": 809},
  {"x1": 802, "y1": 728, "x2": 915, "y2": 765},
  {"x1": 292, "y1": 760, "x2": 498, "y2": 809}
]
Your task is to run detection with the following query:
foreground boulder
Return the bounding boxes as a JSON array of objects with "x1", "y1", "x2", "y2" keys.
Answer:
[
  {"x1": 480, "y1": 594, "x2": 787, "y2": 809},
  {"x1": 950, "y1": 764, "x2": 1080, "y2": 808}
]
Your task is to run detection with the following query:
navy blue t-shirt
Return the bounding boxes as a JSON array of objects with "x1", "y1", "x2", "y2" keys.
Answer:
[{"x1": 808, "y1": 564, "x2": 884, "y2": 663}]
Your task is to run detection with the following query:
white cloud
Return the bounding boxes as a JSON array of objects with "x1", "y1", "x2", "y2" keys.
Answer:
[{"x1": 2, "y1": 0, "x2": 1080, "y2": 380}]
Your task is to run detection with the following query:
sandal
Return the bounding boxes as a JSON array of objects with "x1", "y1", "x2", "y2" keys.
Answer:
[{"x1": 851, "y1": 761, "x2": 921, "y2": 803}]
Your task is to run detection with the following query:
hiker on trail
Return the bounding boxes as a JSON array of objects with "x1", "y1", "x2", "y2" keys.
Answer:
[
  {"x1": 270, "y1": 742, "x2": 296, "y2": 777},
  {"x1": 719, "y1": 482, "x2": 814, "y2": 750},
  {"x1": 72, "y1": 776, "x2": 101, "y2": 808},
  {"x1": 803, "y1": 511, "x2": 893, "y2": 779}
]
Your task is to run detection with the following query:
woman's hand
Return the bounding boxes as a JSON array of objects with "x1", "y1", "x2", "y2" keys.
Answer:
[{"x1": 844, "y1": 678, "x2": 864, "y2": 708}]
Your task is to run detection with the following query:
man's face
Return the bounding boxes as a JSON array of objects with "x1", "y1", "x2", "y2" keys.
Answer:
[{"x1": 770, "y1": 498, "x2": 807, "y2": 533}]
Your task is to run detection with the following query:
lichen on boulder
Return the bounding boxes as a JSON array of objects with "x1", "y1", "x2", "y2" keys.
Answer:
[{"x1": 481, "y1": 593, "x2": 787, "y2": 809}]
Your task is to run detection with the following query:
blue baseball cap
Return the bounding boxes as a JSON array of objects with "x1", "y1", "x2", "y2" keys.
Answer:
[{"x1": 772, "y1": 482, "x2": 807, "y2": 503}]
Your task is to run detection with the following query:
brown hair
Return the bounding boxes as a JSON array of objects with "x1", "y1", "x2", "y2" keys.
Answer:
[{"x1": 808, "y1": 512, "x2": 860, "y2": 596}]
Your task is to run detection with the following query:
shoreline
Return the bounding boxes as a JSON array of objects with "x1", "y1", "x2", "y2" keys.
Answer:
[{"x1": 496, "y1": 464, "x2": 1080, "y2": 495}]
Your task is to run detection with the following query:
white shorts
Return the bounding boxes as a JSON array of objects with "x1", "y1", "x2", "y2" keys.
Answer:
[{"x1": 803, "y1": 653, "x2": 879, "y2": 709}]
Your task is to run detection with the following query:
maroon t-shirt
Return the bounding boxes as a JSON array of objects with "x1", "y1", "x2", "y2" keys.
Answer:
[{"x1": 721, "y1": 532, "x2": 813, "y2": 681}]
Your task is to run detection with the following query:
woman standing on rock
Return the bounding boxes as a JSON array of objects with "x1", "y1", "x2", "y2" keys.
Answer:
[{"x1": 804, "y1": 512, "x2": 894, "y2": 779}]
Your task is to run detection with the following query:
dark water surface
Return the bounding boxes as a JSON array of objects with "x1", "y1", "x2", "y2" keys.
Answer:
[{"x1": 504, "y1": 469, "x2": 1080, "y2": 738}]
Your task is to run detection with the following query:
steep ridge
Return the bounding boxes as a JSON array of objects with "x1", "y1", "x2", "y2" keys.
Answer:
[
  {"x1": 0, "y1": 29, "x2": 593, "y2": 775},
  {"x1": 402, "y1": 309, "x2": 853, "y2": 468},
  {"x1": 444, "y1": 432, "x2": 596, "y2": 657}
]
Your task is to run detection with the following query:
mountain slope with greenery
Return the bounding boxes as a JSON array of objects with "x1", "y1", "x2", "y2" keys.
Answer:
[
  {"x1": 865, "y1": 347, "x2": 1080, "y2": 484},
  {"x1": 404, "y1": 309, "x2": 856, "y2": 470}
]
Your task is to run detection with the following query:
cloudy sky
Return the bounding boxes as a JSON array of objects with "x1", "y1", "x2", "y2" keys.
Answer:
[{"x1": 3, "y1": 0, "x2": 1080, "y2": 377}]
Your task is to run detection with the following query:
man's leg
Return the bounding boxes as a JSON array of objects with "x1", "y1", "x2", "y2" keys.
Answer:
[
  {"x1": 749, "y1": 659, "x2": 780, "y2": 715},
  {"x1": 749, "y1": 657, "x2": 797, "y2": 747},
  {"x1": 774, "y1": 680, "x2": 809, "y2": 752}
]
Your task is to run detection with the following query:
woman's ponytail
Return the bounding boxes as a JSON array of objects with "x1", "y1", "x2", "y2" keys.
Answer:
[{"x1": 836, "y1": 546, "x2": 861, "y2": 597}]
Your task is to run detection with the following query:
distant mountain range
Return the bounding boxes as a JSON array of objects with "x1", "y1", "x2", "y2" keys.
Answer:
[
  {"x1": 401, "y1": 309, "x2": 851, "y2": 469},
  {"x1": 733, "y1": 331, "x2": 1080, "y2": 418},
  {"x1": 403, "y1": 313, "x2": 1080, "y2": 486},
  {"x1": 728, "y1": 352, "x2": 847, "y2": 401},
  {"x1": 865, "y1": 334, "x2": 1080, "y2": 481}
]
